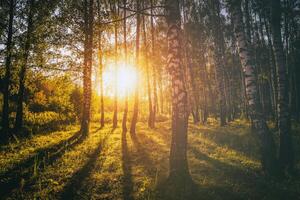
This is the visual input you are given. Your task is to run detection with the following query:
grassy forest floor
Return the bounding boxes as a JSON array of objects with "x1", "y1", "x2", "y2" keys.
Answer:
[{"x1": 0, "y1": 118, "x2": 300, "y2": 200}]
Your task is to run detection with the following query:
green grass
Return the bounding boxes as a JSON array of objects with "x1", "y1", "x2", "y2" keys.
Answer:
[
  {"x1": 0, "y1": 125, "x2": 79, "y2": 174},
  {"x1": 1, "y1": 119, "x2": 300, "y2": 200}
]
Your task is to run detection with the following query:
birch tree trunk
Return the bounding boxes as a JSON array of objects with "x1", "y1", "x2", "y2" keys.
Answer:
[
  {"x1": 230, "y1": 0, "x2": 277, "y2": 175},
  {"x1": 165, "y1": 0, "x2": 190, "y2": 179},
  {"x1": 271, "y1": 0, "x2": 294, "y2": 172}
]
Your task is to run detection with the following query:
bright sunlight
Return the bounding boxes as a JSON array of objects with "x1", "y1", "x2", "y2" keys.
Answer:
[{"x1": 102, "y1": 62, "x2": 139, "y2": 98}]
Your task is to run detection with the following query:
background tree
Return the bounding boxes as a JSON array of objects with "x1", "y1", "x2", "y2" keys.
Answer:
[
  {"x1": 122, "y1": 0, "x2": 128, "y2": 133},
  {"x1": 14, "y1": 0, "x2": 35, "y2": 132},
  {"x1": 1, "y1": 0, "x2": 15, "y2": 135},
  {"x1": 228, "y1": 0, "x2": 277, "y2": 175},
  {"x1": 271, "y1": 0, "x2": 294, "y2": 172},
  {"x1": 130, "y1": 0, "x2": 141, "y2": 135},
  {"x1": 209, "y1": 0, "x2": 227, "y2": 126}
]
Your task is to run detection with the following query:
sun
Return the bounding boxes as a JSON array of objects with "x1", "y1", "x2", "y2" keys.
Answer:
[{"x1": 102, "y1": 62, "x2": 138, "y2": 98}]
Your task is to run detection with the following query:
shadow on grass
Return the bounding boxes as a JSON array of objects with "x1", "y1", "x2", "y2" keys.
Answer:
[
  {"x1": 155, "y1": 125, "x2": 171, "y2": 146},
  {"x1": 190, "y1": 145, "x2": 255, "y2": 199},
  {"x1": 155, "y1": 172, "x2": 203, "y2": 200},
  {"x1": 0, "y1": 130, "x2": 86, "y2": 198},
  {"x1": 121, "y1": 131, "x2": 134, "y2": 200},
  {"x1": 0, "y1": 125, "x2": 70, "y2": 146},
  {"x1": 59, "y1": 130, "x2": 110, "y2": 199},
  {"x1": 154, "y1": 145, "x2": 255, "y2": 200},
  {"x1": 189, "y1": 146, "x2": 300, "y2": 200},
  {"x1": 91, "y1": 126, "x2": 105, "y2": 134},
  {"x1": 130, "y1": 132, "x2": 157, "y2": 176},
  {"x1": 191, "y1": 125, "x2": 259, "y2": 160}
]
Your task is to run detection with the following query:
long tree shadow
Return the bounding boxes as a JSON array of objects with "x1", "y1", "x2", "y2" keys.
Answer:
[
  {"x1": 121, "y1": 131, "x2": 134, "y2": 200},
  {"x1": 190, "y1": 145, "x2": 258, "y2": 181},
  {"x1": 0, "y1": 130, "x2": 86, "y2": 198},
  {"x1": 189, "y1": 146, "x2": 298, "y2": 200},
  {"x1": 190, "y1": 125, "x2": 259, "y2": 160},
  {"x1": 59, "y1": 131, "x2": 110, "y2": 200},
  {"x1": 129, "y1": 132, "x2": 157, "y2": 176}
]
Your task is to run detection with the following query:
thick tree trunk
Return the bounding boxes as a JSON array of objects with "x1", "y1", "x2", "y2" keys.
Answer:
[
  {"x1": 230, "y1": 0, "x2": 277, "y2": 175},
  {"x1": 81, "y1": 0, "x2": 94, "y2": 135},
  {"x1": 130, "y1": 0, "x2": 141, "y2": 135},
  {"x1": 165, "y1": 0, "x2": 190, "y2": 179},
  {"x1": 1, "y1": 0, "x2": 14, "y2": 134},
  {"x1": 15, "y1": 0, "x2": 34, "y2": 132},
  {"x1": 271, "y1": 0, "x2": 294, "y2": 172}
]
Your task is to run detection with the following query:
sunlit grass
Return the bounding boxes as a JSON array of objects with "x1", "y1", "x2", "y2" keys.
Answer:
[
  {"x1": 0, "y1": 125, "x2": 79, "y2": 174},
  {"x1": 2, "y1": 119, "x2": 300, "y2": 199}
]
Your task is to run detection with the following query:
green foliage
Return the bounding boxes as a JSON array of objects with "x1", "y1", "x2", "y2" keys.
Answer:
[
  {"x1": 13, "y1": 75, "x2": 82, "y2": 132},
  {"x1": 70, "y1": 87, "x2": 83, "y2": 121},
  {"x1": 24, "y1": 110, "x2": 69, "y2": 132}
]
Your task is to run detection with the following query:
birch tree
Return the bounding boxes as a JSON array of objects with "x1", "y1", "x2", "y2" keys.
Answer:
[
  {"x1": 271, "y1": 0, "x2": 294, "y2": 172},
  {"x1": 229, "y1": 0, "x2": 277, "y2": 175},
  {"x1": 165, "y1": 0, "x2": 190, "y2": 180}
]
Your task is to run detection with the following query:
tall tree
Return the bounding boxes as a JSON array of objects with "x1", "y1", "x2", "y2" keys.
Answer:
[
  {"x1": 112, "y1": 1, "x2": 118, "y2": 129},
  {"x1": 186, "y1": 40, "x2": 200, "y2": 124},
  {"x1": 150, "y1": 0, "x2": 157, "y2": 128},
  {"x1": 209, "y1": 0, "x2": 227, "y2": 126},
  {"x1": 229, "y1": 0, "x2": 277, "y2": 175},
  {"x1": 165, "y1": 0, "x2": 190, "y2": 180},
  {"x1": 81, "y1": 0, "x2": 94, "y2": 135},
  {"x1": 271, "y1": 0, "x2": 294, "y2": 172},
  {"x1": 1, "y1": 0, "x2": 15, "y2": 135},
  {"x1": 142, "y1": 1, "x2": 154, "y2": 129},
  {"x1": 14, "y1": 0, "x2": 35, "y2": 132},
  {"x1": 122, "y1": 0, "x2": 128, "y2": 133},
  {"x1": 97, "y1": 0, "x2": 105, "y2": 128},
  {"x1": 130, "y1": 0, "x2": 141, "y2": 135},
  {"x1": 99, "y1": 34, "x2": 105, "y2": 128}
]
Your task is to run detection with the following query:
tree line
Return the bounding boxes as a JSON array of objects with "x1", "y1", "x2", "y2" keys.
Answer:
[{"x1": 1, "y1": 0, "x2": 299, "y2": 182}]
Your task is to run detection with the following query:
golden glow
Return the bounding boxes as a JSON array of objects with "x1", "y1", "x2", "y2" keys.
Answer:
[{"x1": 102, "y1": 63, "x2": 138, "y2": 98}]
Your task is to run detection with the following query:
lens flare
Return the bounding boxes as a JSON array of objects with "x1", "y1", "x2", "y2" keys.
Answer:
[{"x1": 102, "y1": 63, "x2": 138, "y2": 98}]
